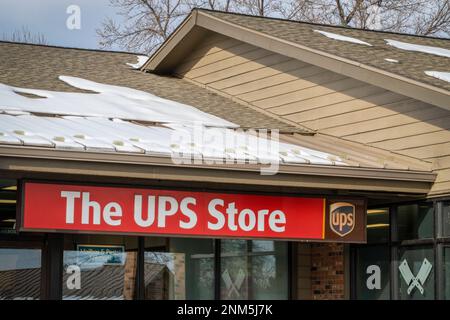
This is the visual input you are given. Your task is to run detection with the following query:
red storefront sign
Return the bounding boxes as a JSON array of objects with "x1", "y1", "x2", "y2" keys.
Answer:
[{"x1": 20, "y1": 182, "x2": 366, "y2": 242}]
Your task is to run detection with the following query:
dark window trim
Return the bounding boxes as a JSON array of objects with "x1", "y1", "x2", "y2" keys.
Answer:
[
  {"x1": 136, "y1": 237, "x2": 145, "y2": 300},
  {"x1": 42, "y1": 233, "x2": 63, "y2": 300},
  {"x1": 352, "y1": 199, "x2": 450, "y2": 300},
  {"x1": 214, "y1": 239, "x2": 221, "y2": 300}
]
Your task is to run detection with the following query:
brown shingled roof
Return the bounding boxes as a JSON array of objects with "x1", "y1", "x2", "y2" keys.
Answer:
[{"x1": 0, "y1": 41, "x2": 300, "y2": 132}]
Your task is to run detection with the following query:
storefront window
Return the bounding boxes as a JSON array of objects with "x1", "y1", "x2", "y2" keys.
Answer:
[
  {"x1": 445, "y1": 247, "x2": 450, "y2": 300},
  {"x1": 366, "y1": 208, "x2": 389, "y2": 243},
  {"x1": 143, "y1": 238, "x2": 214, "y2": 300},
  {"x1": 221, "y1": 240, "x2": 248, "y2": 300},
  {"x1": 442, "y1": 202, "x2": 450, "y2": 237},
  {"x1": 0, "y1": 249, "x2": 41, "y2": 299},
  {"x1": 220, "y1": 240, "x2": 288, "y2": 300},
  {"x1": 355, "y1": 246, "x2": 390, "y2": 300},
  {"x1": 62, "y1": 234, "x2": 138, "y2": 300},
  {"x1": 398, "y1": 246, "x2": 434, "y2": 300},
  {"x1": 398, "y1": 203, "x2": 434, "y2": 240},
  {"x1": 251, "y1": 240, "x2": 288, "y2": 300}
]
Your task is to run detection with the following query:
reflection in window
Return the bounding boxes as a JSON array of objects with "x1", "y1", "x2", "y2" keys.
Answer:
[
  {"x1": 220, "y1": 240, "x2": 288, "y2": 300},
  {"x1": 144, "y1": 238, "x2": 214, "y2": 300},
  {"x1": 221, "y1": 240, "x2": 248, "y2": 300},
  {"x1": 445, "y1": 247, "x2": 450, "y2": 300},
  {"x1": 366, "y1": 208, "x2": 389, "y2": 243},
  {"x1": 0, "y1": 249, "x2": 41, "y2": 300},
  {"x1": 63, "y1": 249, "x2": 137, "y2": 300},
  {"x1": 398, "y1": 246, "x2": 434, "y2": 300},
  {"x1": 398, "y1": 203, "x2": 434, "y2": 240},
  {"x1": 443, "y1": 202, "x2": 450, "y2": 237},
  {"x1": 62, "y1": 234, "x2": 138, "y2": 300}
]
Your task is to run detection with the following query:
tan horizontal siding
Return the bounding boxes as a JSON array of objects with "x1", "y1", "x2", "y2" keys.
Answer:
[
  {"x1": 430, "y1": 181, "x2": 450, "y2": 195},
  {"x1": 193, "y1": 52, "x2": 285, "y2": 84},
  {"x1": 322, "y1": 104, "x2": 447, "y2": 137},
  {"x1": 344, "y1": 114, "x2": 450, "y2": 144},
  {"x1": 430, "y1": 156, "x2": 450, "y2": 169},
  {"x1": 372, "y1": 130, "x2": 450, "y2": 151},
  {"x1": 272, "y1": 84, "x2": 384, "y2": 115},
  {"x1": 234, "y1": 65, "x2": 326, "y2": 100},
  {"x1": 300, "y1": 95, "x2": 414, "y2": 129},
  {"x1": 177, "y1": 42, "x2": 257, "y2": 76},
  {"x1": 397, "y1": 141, "x2": 450, "y2": 159},
  {"x1": 211, "y1": 58, "x2": 302, "y2": 91},
  {"x1": 175, "y1": 37, "x2": 243, "y2": 74},
  {"x1": 252, "y1": 77, "x2": 362, "y2": 109},
  {"x1": 433, "y1": 168, "x2": 450, "y2": 184},
  {"x1": 182, "y1": 46, "x2": 269, "y2": 79},
  {"x1": 176, "y1": 34, "x2": 450, "y2": 196}
]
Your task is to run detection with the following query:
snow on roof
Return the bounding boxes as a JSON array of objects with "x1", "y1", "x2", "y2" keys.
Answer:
[
  {"x1": 314, "y1": 30, "x2": 372, "y2": 46},
  {"x1": 126, "y1": 55, "x2": 149, "y2": 69},
  {"x1": 385, "y1": 39, "x2": 450, "y2": 58},
  {"x1": 0, "y1": 76, "x2": 236, "y2": 127},
  {"x1": 0, "y1": 75, "x2": 350, "y2": 167},
  {"x1": 425, "y1": 71, "x2": 450, "y2": 83},
  {"x1": 0, "y1": 114, "x2": 347, "y2": 166}
]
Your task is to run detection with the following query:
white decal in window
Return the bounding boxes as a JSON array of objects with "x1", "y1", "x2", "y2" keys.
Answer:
[
  {"x1": 398, "y1": 258, "x2": 432, "y2": 295},
  {"x1": 66, "y1": 265, "x2": 81, "y2": 290},
  {"x1": 222, "y1": 269, "x2": 246, "y2": 298},
  {"x1": 366, "y1": 265, "x2": 381, "y2": 290}
]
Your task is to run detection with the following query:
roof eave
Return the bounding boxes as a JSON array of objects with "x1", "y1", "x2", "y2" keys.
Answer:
[
  {"x1": 145, "y1": 10, "x2": 450, "y2": 111},
  {"x1": 0, "y1": 145, "x2": 435, "y2": 194}
]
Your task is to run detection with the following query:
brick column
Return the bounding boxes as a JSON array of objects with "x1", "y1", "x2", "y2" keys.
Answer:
[
  {"x1": 310, "y1": 243, "x2": 345, "y2": 300},
  {"x1": 122, "y1": 252, "x2": 137, "y2": 300}
]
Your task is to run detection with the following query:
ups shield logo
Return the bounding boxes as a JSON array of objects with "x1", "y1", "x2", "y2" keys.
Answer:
[{"x1": 330, "y1": 202, "x2": 355, "y2": 237}]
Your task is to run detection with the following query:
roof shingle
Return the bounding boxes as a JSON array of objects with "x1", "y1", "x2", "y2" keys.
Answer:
[{"x1": 0, "y1": 41, "x2": 299, "y2": 132}]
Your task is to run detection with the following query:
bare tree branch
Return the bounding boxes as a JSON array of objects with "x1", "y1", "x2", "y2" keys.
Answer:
[{"x1": 97, "y1": 0, "x2": 450, "y2": 54}]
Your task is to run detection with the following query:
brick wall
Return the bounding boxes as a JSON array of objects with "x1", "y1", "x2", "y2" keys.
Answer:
[
  {"x1": 310, "y1": 243, "x2": 345, "y2": 300},
  {"x1": 296, "y1": 243, "x2": 346, "y2": 300},
  {"x1": 296, "y1": 243, "x2": 312, "y2": 299}
]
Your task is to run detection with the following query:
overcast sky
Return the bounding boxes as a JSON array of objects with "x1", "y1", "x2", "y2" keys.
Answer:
[{"x1": 0, "y1": 0, "x2": 123, "y2": 50}]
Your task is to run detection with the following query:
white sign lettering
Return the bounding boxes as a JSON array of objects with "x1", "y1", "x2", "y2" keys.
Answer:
[
  {"x1": 61, "y1": 191, "x2": 287, "y2": 233},
  {"x1": 366, "y1": 265, "x2": 381, "y2": 290}
]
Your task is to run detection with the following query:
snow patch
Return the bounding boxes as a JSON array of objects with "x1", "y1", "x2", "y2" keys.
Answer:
[
  {"x1": 425, "y1": 71, "x2": 450, "y2": 83},
  {"x1": 314, "y1": 30, "x2": 372, "y2": 46},
  {"x1": 384, "y1": 58, "x2": 399, "y2": 63},
  {"x1": 0, "y1": 76, "x2": 236, "y2": 127},
  {"x1": 385, "y1": 39, "x2": 450, "y2": 58},
  {"x1": 126, "y1": 55, "x2": 149, "y2": 69},
  {"x1": 0, "y1": 114, "x2": 347, "y2": 166},
  {"x1": 0, "y1": 76, "x2": 349, "y2": 167}
]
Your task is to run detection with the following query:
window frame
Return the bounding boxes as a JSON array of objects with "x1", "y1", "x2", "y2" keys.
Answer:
[{"x1": 352, "y1": 198, "x2": 450, "y2": 300}]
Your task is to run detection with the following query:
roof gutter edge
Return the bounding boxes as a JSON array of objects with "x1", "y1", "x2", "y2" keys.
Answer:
[{"x1": 0, "y1": 146, "x2": 436, "y2": 183}]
